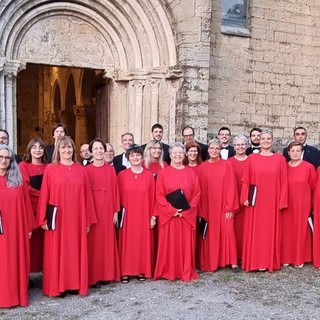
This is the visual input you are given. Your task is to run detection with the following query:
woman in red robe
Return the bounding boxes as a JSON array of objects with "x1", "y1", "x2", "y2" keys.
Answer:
[
  {"x1": 143, "y1": 140, "x2": 168, "y2": 176},
  {"x1": 86, "y1": 138, "x2": 120, "y2": 288},
  {"x1": 19, "y1": 138, "x2": 48, "y2": 274},
  {"x1": 183, "y1": 141, "x2": 202, "y2": 175},
  {"x1": 281, "y1": 141, "x2": 316, "y2": 268},
  {"x1": 0, "y1": 145, "x2": 35, "y2": 307},
  {"x1": 37, "y1": 136, "x2": 96, "y2": 297},
  {"x1": 117, "y1": 144, "x2": 155, "y2": 283},
  {"x1": 241, "y1": 130, "x2": 288, "y2": 272},
  {"x1": 197, "y1": 139, "x2": 239, "y2": 272},
  {"x1": 154, "y1": 142, "x2": 201, "y2": 281},
  {"x1": 228, "y1": 135, "x2": 249, "y2": 261}
]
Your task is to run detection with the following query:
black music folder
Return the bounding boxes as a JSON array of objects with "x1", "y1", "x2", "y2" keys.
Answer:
[
  {"x1": 46, "y1": 204, "x2": 58, "y2": 230},
  {"x1": 0, "y1": 210, "x2": 3, "y2": 235},
  {"x1": 165, "y1": 188, "x2": 190, "y2": 211},
  {"x1": 248, "y1": 184, "x2": 257, "y2": 206},
  {"x1": 30, "y1": 174, "x2": 44, "y2": 191},
  {"x1": 197, "y1": 217, "x2": 208, "y2": 239},
  {"x1": 117, "y1": 207, "x2": 126, "y2": 229}
]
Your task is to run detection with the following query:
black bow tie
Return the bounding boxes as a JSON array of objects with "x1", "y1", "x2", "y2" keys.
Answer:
[
  {"x1": 221, "y1": 146, "x2": 228, "y2": 150},
  {"x1": 252, "y1": 147, "x2": 260, "y2": 150}
]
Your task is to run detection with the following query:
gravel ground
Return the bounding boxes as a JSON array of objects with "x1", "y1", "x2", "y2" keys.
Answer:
[{"x1": 2, "y1": 264, "x2": 320, "y2": 320}]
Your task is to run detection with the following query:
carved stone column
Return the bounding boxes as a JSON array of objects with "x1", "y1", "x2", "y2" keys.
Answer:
[
  {"x1": 73, "y1": 104, "x2": 92, "y2": 154},
  {"x1": 2, "y1": 60, "x2": 21, "y2": 151},
  {"x1": 129, "y1": 80, "x2": 145, "y2": 144},
  {"x1": 149, "y1": 78, "x2": 160, "y2": 128}
]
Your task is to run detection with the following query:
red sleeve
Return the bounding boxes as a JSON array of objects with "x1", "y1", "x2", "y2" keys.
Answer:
[
  {"x1": 111, "y1": 167, "x2": 120, "y2": 213},
  {"x1": 240, "y1": 158, "x2": 251, "y2": 205},
  {"x1": 22, "y1": 179, "x2": 37, "y2": 231},
  {"x1": 36, "y1": 167, "x2": 50, "y2": 227},
  {"x1": 19, "y1": 162, "x2": 40, "y2": 205},
  {"x1": 180, "y1": 171, "x2": 200, "y2": 229},
  {"x1": 223, "y1": 162, "x2": 239, "y2": 213},
  {"x1": 279, "y1": 156, "x2": 288, "y2": 210}
]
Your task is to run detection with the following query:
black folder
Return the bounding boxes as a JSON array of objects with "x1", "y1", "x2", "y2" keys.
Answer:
[
  {"x1": 30, "y1": 174, "x2": 44, "y2": 191},
  {"x1": 46, "y1": 204, "x2": 58, "y2": 230},
  {"x1": 197, "y1": 217, "x2": 208, "y2": 239},
  {"x1": 308, "y1": 213, "x2": 314, "y2": 233},
  {"x1": 248, "y1": 184, "x2": 257, "y2": 206},
  {"x1": 0, "y1": 210, "x2": 3, "y2": 235},
  {"x1": 117, "y1": 207, "x2": 126, "y2": 229},
  {"x1": 165, "y1": 189, "x2": 190, "y2": 211}
]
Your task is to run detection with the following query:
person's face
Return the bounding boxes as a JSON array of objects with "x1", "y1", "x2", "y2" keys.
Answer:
[
  {"x1": 234, "y1": 139, "x2": 246, "y2": 156},
  {"x1": 208, "y1": 144, "x2": 221, "y2": 160},
  {"x1": 218, "y1": 130, "x2": 230, "y2": 145},
  {"x1": 59, "y1": 143, "x2": 74, "y2": 161},
  {"x1": 0, "y1": 149, "x2": 11, "y2": 174},
  {"x1": 53, "y1": 126, "x2": 66, "y2": 141},
  {"x1": 91, "y1": 141, "x2": 105, "y2": 161},
  {"x1": 105, "y1": 145, "x2": 115, "y2": 164},
  {"x1": 186, "y1": 147, "x2": 198, "y2": 162},
  {"x1": 260, "y1": 133, "x2": 273, "y2": 150},
  {"x1": 30, "y1": 142, "x2": 44, "y2": 161},
  {"x1": 288, "y1": 146, "x2": 303, "y2": 162},
  {"x1": 250, "y1": 130, "x2": 261, "y2": 146},
  {"x1": 80, "y1": 144, "x2": 91, "y2": 160},
  {"x1": 170, "y1": 146, "x2": 185, "y2": 165},
  {"x1": 122, "y1": 134, "x2": 134, "y2": 150},
  {"x1": 150, "y1": 143, "x2": 162, "y2": 160},
  {"x1": 182, "y1": 128, "x2": 195, "y2": 144},
  {"x1": 128, "y1": 152, "x2": 142, "y2": 166},
  {"x1": 294, "y1": 129, "x2": 307, "y2": 145},
  {"x1": 152, "y1": 128, "x2": 163, "y2": 141},
  {"x1": 0, "y1": 132, "x2": 9, "y2": 145}
]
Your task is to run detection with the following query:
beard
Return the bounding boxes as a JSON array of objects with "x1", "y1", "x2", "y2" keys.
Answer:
[{"x1": 251, "y1": 141, "x2": 260, "y2": 147}]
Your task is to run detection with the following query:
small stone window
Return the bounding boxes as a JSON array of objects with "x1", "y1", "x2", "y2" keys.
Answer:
[{"x1": 221, "y1": 0, "x2": 250, "y2": 37}]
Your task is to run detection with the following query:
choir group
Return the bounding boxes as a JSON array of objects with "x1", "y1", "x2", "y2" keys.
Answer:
[{"x1": 1, "y1": 123, "x2": 320, "y2": 308}]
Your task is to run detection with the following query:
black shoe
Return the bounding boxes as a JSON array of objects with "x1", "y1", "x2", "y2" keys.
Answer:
[
  {"x1": 100, "y1": 281, "x2": 110, "y2": 285},
  {"x1": 231, "y1": 266, "x2": 241, "y2": 273},
  {"x1": 57, "y1": 292, "x2": 66, "y2": 298},
  {"x1": 28, "y1": 278, "x2": 35, "y2": 288},
  {"x1": 68, "y1": 290, "x2": 79, "y2": 295},
  {"x1": 90, "y1": 282, "x2": 101, "y2": 289}
]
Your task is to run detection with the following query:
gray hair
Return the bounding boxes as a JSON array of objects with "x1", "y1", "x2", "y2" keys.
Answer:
[
  {"x1": 0, "y1": 144, "x2": 23, "y2": 187},
  {"x1": 233, "y1": 135, "x2": 249, "y2": 146},
  {"x1": 208, "y1": 138, "x2": 221, "y2": 147},
  {"x1": 169, "y1": 142, "x2": 185, "y2": 154},
  {"x1": 260, "y1": 129, "x2": 273, "y2": 139}
]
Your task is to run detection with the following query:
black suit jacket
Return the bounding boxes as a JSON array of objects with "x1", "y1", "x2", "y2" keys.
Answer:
[
  {"x1": 14, "y1": 153, "x2": 22, "y2": 164},
  {"x1": 283, "y1": 144, "x2": 319, "y2": 168},
  {"x1": 221, "y1": 145, "x2": 235, "y2": 159},
  {"x1": 195, "y1": 141, "x2": 208, "y2": 161},
  {"x1": 46, "y1": 144, "x2": 55, "y2": 163},
  {"x1": 246, "y1": 146, "x2": 261, "y2": 155}
]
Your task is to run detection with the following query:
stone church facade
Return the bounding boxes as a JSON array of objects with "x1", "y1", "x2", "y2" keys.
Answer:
[{"x1": 0, "y1": 0, "x2": 319, "y2": 155}]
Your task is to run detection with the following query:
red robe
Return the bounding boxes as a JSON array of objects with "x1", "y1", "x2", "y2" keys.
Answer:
[
  {"x1": 0, "y1": 176, "x2": 35, "y2": 307},
  {"x1": 282, "y1": 161, "x2": 316, "y2": 265},
  {"x1": 197, "y1": 159, "x2": 239, "y2": 271},
  {"x1": 37, "y1": 163, "x2": 96, "y2": 296},
  {"x1": 153, "y1": 166, "x2": 200, "y2": 281},
  {"x1": 117, "y1": 168, "x2": 155, "y2": 278},
  {"x1": 228, "y1": 157, "x2": 248, "y2": 260},
  {"x1": 19, "y1": 161, "x2": 48, "y2": 272},
  {"x1": 312, "y1": 167, "x2": 320, "y2": 267},
  {"x1": 86, "y1": 164, "x2": 120, "y2": 284},
  {"x1": 143, "y1": 161, "x2": 168, "y2": 176},
  {"x1": 240, "y1": 154, "x2": 288, "y2": 272}
]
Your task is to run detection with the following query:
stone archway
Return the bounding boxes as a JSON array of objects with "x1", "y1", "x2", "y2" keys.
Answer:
[{"x1": 0, "y1": 0, "x2": 181, "y2": 153}]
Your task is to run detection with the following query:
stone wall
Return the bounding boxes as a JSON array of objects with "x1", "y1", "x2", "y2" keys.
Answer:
[{"x1": 209, "y1": 0, "x2": 320, "y2": 148}]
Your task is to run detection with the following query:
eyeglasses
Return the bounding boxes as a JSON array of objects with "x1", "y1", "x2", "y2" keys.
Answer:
[
  {"x1": 234, "y1": 144, "x2": 246, "y2": 147},
  {"x1": 0, "y1": 155, "x2": 11, "y2": 162},
  {"x1": 0, "y1": 136, "x2": 9, "y2": 141}
]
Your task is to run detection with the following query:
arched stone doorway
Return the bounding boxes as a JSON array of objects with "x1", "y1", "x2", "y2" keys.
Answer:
[{"x1": 0, "y1": 0, "x2": 181, "y2": 154}]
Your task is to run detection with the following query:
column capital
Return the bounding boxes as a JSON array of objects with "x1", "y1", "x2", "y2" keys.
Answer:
[{"x1": 3, "y1": 59, "x2": 22, "y2": 78}]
